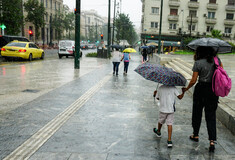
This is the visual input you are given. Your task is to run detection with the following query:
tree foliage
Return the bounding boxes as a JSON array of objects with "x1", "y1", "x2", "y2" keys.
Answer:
[
  {"x1": 51, "y1": 11, "x2": 64, "y2": 40},
  {"x1": 24, "y1": 0, "x2": 45, "y2": 40},
  {"x1": 114, "y1": 13, "x2": 138, "y2": 45},
  {"x1": 63, "y1": 11, "x2": 75, "y2": 39},
  {"x1": 0, "y1": 0, "x2": 22, "y2": 35},
  {"x1": 210, "y1": 29, "x2": 222, "y2": 39}
]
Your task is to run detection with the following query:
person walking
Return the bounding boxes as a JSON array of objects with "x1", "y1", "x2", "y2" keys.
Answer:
[
  {"x1": 121, "y1": 52, "x2": 131, "y2": 75},
  {"x1": 153, "y1": 85, "x2": 184, "y2": 148},
  {"x1": 142, "y1": 48, "x2": 148, "y2": 63},
  {"x1": 182, "y1": 46, "x2": 223, "y2": 152},
  {"x1": 112, "y1": 48, "x2": 122, "y2": 76}
]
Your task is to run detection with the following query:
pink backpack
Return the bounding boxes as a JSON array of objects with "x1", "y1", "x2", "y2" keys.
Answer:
[{"x1": 212, "y1": 56, "x2": 232, "y2": 97}]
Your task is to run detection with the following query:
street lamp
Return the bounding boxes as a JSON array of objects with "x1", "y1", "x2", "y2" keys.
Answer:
[{"x1": 157, "y1": 0, "x2": 163, "y2": 54}]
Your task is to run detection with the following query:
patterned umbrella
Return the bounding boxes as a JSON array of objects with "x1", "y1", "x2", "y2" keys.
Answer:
[{"x1": 134, "y1": 63, "x2": 186, "y2": 86}]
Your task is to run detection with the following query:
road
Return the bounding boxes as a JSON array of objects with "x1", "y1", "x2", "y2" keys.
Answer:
[{"x1": 0, "y1": 49, "x2": 109, "y2": 114}]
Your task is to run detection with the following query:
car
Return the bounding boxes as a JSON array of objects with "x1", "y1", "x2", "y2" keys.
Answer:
[
  {"x1": 58, "y1": 40, "x2": 82, "y2": 58},
  {"x1": 81, "y1": 45, "x2": 88, "y2": 50},
  {"x1": 1, "y1": 41, "x2": 44, "y2": 61},
  {"x1": 0, "y1": 35, "x2": 30, "y2": 55}
]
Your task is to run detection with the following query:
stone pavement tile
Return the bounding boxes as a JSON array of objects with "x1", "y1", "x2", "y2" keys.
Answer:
[
  {"x1": 29, "y1": 152, "x2": 71, "y2": 160},
  {"x1": 69, "y1": 153, "x2": 107, "y2": 160}
]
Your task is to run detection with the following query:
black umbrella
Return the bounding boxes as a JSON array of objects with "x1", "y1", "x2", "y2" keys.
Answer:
[
  {"x1": 187, "y1": 38, "x2": 232, "y2": 53},
  {"x1": 111, "y1": 45, "x2": 123, "y2": 49}
]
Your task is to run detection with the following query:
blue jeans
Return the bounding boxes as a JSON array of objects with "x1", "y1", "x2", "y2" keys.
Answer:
[
  {"x1": 124, "y1": 62, "x2": 129, "y2": 73},
  {"x1": 113, "y1": 62, "x2": 120, "y2": 74}
]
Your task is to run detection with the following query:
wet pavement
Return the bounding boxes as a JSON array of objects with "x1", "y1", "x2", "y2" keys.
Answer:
[{"x1": 0, "y1": 52, "x2": 235, "y2": 160}]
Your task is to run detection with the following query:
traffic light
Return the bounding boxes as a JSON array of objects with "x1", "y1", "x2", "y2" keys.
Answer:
[
  {"x1": 100, "y1": 34, "x2": 103, "y2": 40},
  {"x1": 29, "y1": 26, "x2": 33, "y2": 37}
]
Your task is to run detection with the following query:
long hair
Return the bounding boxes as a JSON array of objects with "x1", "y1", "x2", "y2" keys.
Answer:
[{"x1": 194, "y1": 46, "x2": 217, "y2": 63}]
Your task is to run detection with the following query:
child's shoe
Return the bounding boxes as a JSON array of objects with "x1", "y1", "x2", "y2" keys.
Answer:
[
  {"x1": 153, "y1": 128, "x2": 161, "y2": 137},
  {"x1": 167, "y1": 141, "x2": 173, "y2": 148}
]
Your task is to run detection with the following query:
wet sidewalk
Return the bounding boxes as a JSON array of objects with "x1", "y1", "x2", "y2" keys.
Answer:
[{"x1": 1, "y1": 53, "x2": 235, "y2": 160}]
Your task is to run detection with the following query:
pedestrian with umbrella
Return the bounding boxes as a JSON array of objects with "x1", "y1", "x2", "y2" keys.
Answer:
[
  {"x1": 121, "y1": 48, "x2": 136, "y2": 75},
  {"x1": 134, "y1": 63, "x2": 186, "y2": 148},
  {"x1": 183, "y1": 38, "x2": 232, "y2": 152},
  {"x1": 141, "y1": 48, "x2": 148, "y2": 63}
]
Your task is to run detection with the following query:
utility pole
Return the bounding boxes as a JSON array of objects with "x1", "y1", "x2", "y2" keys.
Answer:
[
  {"x1": 96, "y1": 23, "x2": 98, "y2": 42},
  {"x1": 190, "y1": 14, "x2": 192, "y2": 36},
  {"x1": 74, "y1": 0, "x2": 80, "y2": 69},
  {"x1": 158, "y1": 0, "x2": 163, "y2": 54},
  {"x1": 112, "y1": 0, "x2": 116, "y2": 46},
  {"x1": 108, "y1": 0, "x2": 111, "y2": 57}
]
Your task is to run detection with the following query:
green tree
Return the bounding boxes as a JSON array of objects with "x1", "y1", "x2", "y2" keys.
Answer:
[
  {"x1": 210, "y1": 29, "x2": 222, "y2": 39},
  {"x1": 51, "y1": 11, "x2": 64, "y2": 41},
  {"x1": 0, "y1": 0, "x2": 22, "y2": 35},
  {"x1": 114, "y1": 13, "x2": 138, "y2": 45},
  {"x1": 63, "y1": 12, "x2": 75, "y2": 39},
  {"x1": 24, "y1": 0, "x2": 45, "y2": 41}
]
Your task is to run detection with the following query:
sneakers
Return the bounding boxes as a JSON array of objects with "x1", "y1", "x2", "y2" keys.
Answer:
[
  {"x1": 153, "y1": 128, "x2": 161, "y2": 137},
  {"x1": 167, "y1": 141, "x2": 173, "y2": 148}
]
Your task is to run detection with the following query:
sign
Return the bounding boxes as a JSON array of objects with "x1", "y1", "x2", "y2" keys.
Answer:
[{"x1": 0, "y1": 24, "x2": 6, "y2": 30}]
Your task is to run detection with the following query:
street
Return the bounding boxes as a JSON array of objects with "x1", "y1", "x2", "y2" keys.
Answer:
[{"x1": 0, "y1": 49, "x2": 108, "y2": 114}]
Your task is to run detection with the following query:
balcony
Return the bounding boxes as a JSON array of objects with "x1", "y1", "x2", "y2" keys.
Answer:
[
  {"x1": 207, "y1": 3, "x2": 218, "y2": 10},
  {"x1": 168, "y1": 15, "x2": 179, "y2": 21},
  {"x1": 226, "y1": 5, "x2": 235, "y2": 11},
  {"x1": 169, "y1": 0, "x2": 180, "y2": 7},
  {"x1": 224, "y1": 19, "x2": 235, "y2": 25},
  {"x1": 205, "y1": 18, "x2": 217, "y2": 24},
  {"x1": 187, "y1": 16, "x2": 198, "y2": 23},
  {"x1": 188, "y1": 1, "x2": 199, "y2": 8}
]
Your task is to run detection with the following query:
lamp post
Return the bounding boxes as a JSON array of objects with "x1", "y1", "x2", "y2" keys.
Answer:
[
  {"x1": 108, "y1": 0, "x2": 111, "y2": 57},
  {"x1": 74, "y1": 0, "x2": 81, "y2": 69},
  {"x1": 157, "y1": 0, "x2": 163, "y2": 54}
]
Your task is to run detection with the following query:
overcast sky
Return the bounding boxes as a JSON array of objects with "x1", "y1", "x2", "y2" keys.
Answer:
[{"x1": 63, "y1": 0, "x2": 142, "y2": 29}]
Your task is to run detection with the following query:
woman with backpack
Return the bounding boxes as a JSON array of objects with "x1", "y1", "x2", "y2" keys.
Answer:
[{"x1": 182, "y1": 46, "x2": 223, "y2": 152}]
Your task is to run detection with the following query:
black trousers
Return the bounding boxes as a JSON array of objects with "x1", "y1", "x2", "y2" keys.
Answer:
[{"x1": 192, "y1": 82, "x2": 218, "y2": 141}]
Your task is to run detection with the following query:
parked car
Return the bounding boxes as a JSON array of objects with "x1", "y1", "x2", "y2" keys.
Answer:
[
  {"x1": 58, "y1": 40, "x2": 82, "y2": 58},
  {"x1": 0, "y1": 35, "x2": 30, "y2": 55},
  {"x1": 1, "y1": 41, "x2": 44, "y2": 61}
]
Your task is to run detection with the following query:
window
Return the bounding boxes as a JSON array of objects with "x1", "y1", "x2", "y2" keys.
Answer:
[
  {"x1": 225, "y1": 27, "x2": 232, "y2": 33},
  {"x1": 170, "y1": 9, "x2": 178, "y2": 15},
  {"x1": 46, "y1": 0, "x2": 47, "y2": 8},
  {"x1": 228, "y1": 0, "x2": 235, "y2": 5},
  {"x1": 188, "y1": 24, "x2": 196, "y2": 31},
  {"x1": 151, "y1": 22, "x2": 158, "y2": 28},
  {"x1": 88, "y1": 17, "x2": 90, "y2": 24},
  {"x1": 190, "y1": 0, "x2": 198, "y2": 1},
  {"x1": 55, "y1": 2, "x2": 56, "y2": 10},
  {"x1": 206, "y1": 26, "x2": 214, "y2": 32},
  {"x1": 41, "y1": 0, "x2": 44, "y2": 4},
  {"x1": 226, "y1": 13, "x2": 234, "y2": 20},
  {"x1": 169, "y1": 23, "x2": 177, "y2": 29},
  {"x1": 151, "y1": 7, "x2": 159, "y2": 14},
  {"x1": 208, "y1": 12, "x2": 215, "y2": 19},
  {"x1": 46, "y1": 13, "x2": 48, "y2": 22},
  {"x1": 189, "y1": 10, "x2": 197, "y2": 17},
  {"x1": 50, "y1": 0, "x2": 52, "y2": 9},
  {"x1": 209, "y1": 0, "x2": 216, "y2": 3}
]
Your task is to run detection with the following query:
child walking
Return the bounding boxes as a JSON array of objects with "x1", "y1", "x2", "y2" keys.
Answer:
[{"x1": 153, "y1": 85, "x2": 184, "y2": 148}]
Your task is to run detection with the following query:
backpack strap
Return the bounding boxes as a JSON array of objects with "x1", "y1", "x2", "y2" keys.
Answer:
[{"x1": 214, "y1": 56, "x2": 220, "y2": 67}]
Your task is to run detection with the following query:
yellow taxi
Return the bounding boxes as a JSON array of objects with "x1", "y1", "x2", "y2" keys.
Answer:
[{"x1": 1, "y1": 41, "x2": 44, "y2": 61}]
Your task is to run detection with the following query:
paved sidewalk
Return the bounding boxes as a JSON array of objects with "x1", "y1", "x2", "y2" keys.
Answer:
[{"x1": 1, "y1": 53, "x2": 235, "y2": 160}]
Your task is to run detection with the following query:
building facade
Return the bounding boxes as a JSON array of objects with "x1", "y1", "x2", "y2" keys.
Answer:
[
  {"x1": 23, "y1": 0, "x2": 63, "y2": 46},
  {"x1": 141, "y1": 0, "x2": 235, "y2": 43},
  {"x1": 81, "y1": 10, "x2": 105, "y2": 42}
]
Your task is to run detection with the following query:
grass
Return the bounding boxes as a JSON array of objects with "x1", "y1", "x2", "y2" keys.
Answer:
[{"x1": 86, "y1": 52, "x2": 97, "y2": 57}]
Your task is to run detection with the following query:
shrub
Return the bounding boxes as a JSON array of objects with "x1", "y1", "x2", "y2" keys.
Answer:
[{"x1": 86, "y1": 52, "x2": 97, "y2": 57}]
